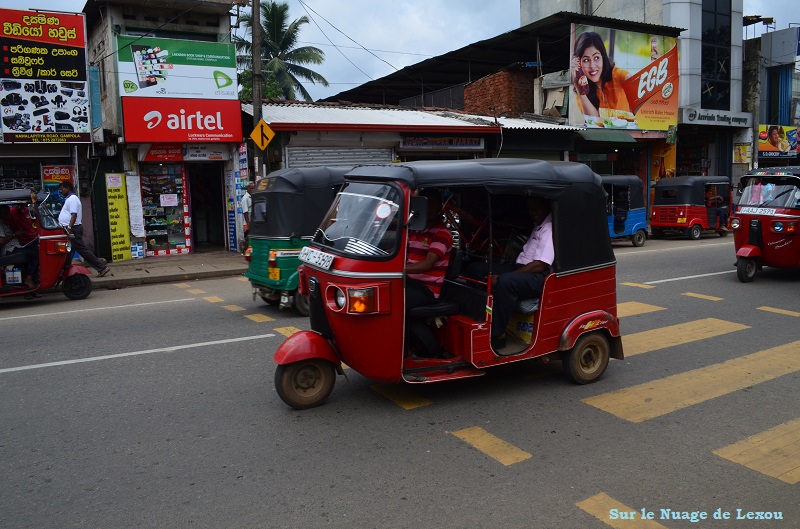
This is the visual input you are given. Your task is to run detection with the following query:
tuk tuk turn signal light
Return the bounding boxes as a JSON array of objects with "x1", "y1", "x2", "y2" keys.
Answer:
[
  {"x1": 268, "y1": 250, "x2": 277, "y2": 268},
  {"x1": 47, "y1": 240, "x2": 71, "y2": 255},
  {"x1": 244, "y1": 246, "x2": 252, "y2": 261},
  {"x1": 347, "y1": 287, "x2": 376, "y2": 314}
]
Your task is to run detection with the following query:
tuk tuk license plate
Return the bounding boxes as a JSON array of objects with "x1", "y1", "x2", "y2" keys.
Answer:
[
  {"x1": 269, "y1": 268, "x2": 280, "y2": 280},
  {"x1": 299, "y1": 246, "x2": 334, "y2": 270}
]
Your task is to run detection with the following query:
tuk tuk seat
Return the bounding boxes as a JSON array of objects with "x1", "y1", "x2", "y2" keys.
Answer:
[
  {"x1": 516, "y1": 297, "x2": 540, "y2": 315},
  {"x1": 0, "y1": 251, "x2": 28, "y2": 267},
  {"x1": 407, "y1": 249, "x2": 462, "y2": 319}
]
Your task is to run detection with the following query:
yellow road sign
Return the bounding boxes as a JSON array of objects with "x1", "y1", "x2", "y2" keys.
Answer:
[{"x1": 250, "y1": 119, "x2": 275, "y2": 150}]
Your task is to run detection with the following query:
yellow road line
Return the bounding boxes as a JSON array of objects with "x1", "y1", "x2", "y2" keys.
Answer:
[
  {"x1": 622, "y1": 318, "x2": 749, "y2": 357},
  {"x1": 682, "y1": 292, "x2": 723, "y2": 301},
  {"x1": 584, "y1": 340, "x2": 800, "y2": 423},
  {"x1": 577, "y1": 492, "x2": 669, "y2": 529},
  {"x1": 451, "y1": 426, "x2": 531, "y2": 466},
  {"x1": 203, "y1": 296, "x2": 224, "y2": 303},
  {"x1": 275, "y1": 326, "x2": 302, "y2": 338},
  {"x1": 371, "y1": 384, "x2": 432, "y2": 410},
  {"x1": 617, "y1": 302, "x2": 666, "y2": 318},
  {"x1": 223, "y1": 305, "x2": 246, "y2": 312},
  {"x1": 621, "y1": 282, "x2": 655, "y2": 289},
  {"x1": 236, "y1": 276, "x2": 249, "y2": 282},
  {"x1": 187, "y1": 288, "x2": 206, "y2": 295},
  {"x1": 758, "y1": 306, "x2": 800, "y2": 318},
  {"x1": 714, "y1": 418, "x2": 800, "y2": 484},
  {"x1": 173, "y1": 283, "x2": 190, "y2": 288},
  {"x1": 245, "y1": 313, "x2": 275, "y2": 323}
]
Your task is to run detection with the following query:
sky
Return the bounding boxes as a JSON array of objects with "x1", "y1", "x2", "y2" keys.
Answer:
[{"x1": 0, "y1": 0, "x2": 795, "y2": 101}]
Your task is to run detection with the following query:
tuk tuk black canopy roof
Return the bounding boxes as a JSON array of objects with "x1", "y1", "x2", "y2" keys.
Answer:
[
  {"x1": 0, "y1": 189, "x2": 34, "y2": 205},
  {"x1": 249, "y1": 166, "x2": 350, "y2": 239},
  {"x1": 346, "y1": 158, "x2": 614, "y2": 274},
  {"x1": 741, "y1": 167, "x2": 800, "y2": 185},
  {"x1": 601, "y1": 175, "x2": 645, "y2": 210},
  {"x1": 653, "y1": 175, "x2": 731, "y2": 206}
]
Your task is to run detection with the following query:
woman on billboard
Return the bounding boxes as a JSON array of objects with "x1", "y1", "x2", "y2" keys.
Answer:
[{"x1": 572, "y1": 31, "x2": 632, "y2": 120}]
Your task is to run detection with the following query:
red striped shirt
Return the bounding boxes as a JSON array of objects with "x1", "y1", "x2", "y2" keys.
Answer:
[{"x1": 406, "y1": 223, "x2": 452, "y2": 297}]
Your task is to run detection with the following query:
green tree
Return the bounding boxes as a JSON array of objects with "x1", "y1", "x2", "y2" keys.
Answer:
[{"x1": 234, "y1": 1, "x2": 328, "y2": 101}]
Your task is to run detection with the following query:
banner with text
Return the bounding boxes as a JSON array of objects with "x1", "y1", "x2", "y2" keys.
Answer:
[{"x1": 106, "y1": 173, "x2": 132, "y2": 262}]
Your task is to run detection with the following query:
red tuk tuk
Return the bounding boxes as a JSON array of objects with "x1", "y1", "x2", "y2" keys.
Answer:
[
  {"x1": 730, "y1": 168, "x2": 800, "y2": 282},
  {"x1": 272, "y1": 159, "x2": 623, "y2": 409},
  {"x1": 651, "y1": 175, "x2": 731, "y2": 239},
  {"x1": 1, "y1": 189, "x2": 93, "y2": 301}
]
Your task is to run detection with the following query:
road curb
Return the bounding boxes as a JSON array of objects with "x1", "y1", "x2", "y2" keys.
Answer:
[{"x1": 93, "y1": 268, "x2": 248, "y2": 289}]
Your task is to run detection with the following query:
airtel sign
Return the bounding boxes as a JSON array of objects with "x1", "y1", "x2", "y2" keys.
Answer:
[{"x1": 122, "y1": 97, "x2": 242, "y2": 143}]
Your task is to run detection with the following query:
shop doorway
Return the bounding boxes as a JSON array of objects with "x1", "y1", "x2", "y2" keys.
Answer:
[{"x1": 187, "y1": 162, "x2": 225, "y2": 251}]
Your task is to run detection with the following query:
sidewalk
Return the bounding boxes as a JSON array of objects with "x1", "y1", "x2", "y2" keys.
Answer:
[{"x1": 90, "y1": 250, "x2": 248, "y2": 290}]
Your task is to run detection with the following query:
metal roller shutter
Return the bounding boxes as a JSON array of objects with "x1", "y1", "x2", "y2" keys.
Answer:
[{"x1": 287, "y1": 147, "x2": 393, "y2": 168}]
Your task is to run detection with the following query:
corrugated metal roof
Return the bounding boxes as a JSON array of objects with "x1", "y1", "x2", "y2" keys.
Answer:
[{"x1": 242, "y1": 103, "x2": 579, "y2": 133}]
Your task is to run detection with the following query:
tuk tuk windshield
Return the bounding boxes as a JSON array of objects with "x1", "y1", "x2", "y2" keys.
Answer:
[
  {"x1": 739, "y1": 179, "x2": 800, "y2": 209},
  {"x1": 38, "y1": 202, "x2": 60, "y2": 229},
  {"x1": 313, "y1": 182, "x2": 402, "y2": 257}
]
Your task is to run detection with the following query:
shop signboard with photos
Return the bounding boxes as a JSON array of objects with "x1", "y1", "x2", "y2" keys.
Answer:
[
  {"x1": 757, "y1": 124, "x2": 798, "y2": 158},
  {"x1": 0, "y1": 8, "x2": 90, "y2": 143},
  {"x1": 568, "y1": 25, "x2": 679, "y2": 132}
]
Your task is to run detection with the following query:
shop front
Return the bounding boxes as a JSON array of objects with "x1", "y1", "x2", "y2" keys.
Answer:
[{"x1": 676, "y1": 108, "x2": 752, "y2": 180}]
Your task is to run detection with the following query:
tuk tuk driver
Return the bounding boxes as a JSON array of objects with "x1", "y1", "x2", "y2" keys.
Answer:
[
  {"x1": 404, "y1": 189, "x2": 452, "y2": 311},
  {"x1": 488, "y1": 197, "x2": 554, "y2": 349}
]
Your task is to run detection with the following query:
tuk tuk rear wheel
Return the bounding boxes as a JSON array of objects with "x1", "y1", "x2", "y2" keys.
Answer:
[
  {"x1": 736, "y1": 258, "x2": 757, "y2": 283},
  {"x1": 293, "y1": 293, "x2": 310, "y2": 316},
  {"x1": 631, "y1": 229, "x2": 647, "y2": 247},
  {"x1": 562, "y1": 333, "x2": 610, "y2": 384},
  {"x1": 651, "y1": 228, "x2": 663, "y2": 239},
  {"x1": 259, "y1": 293, "x2": 280, "y2": 306},
  {"x1": 275, "y1": 359, "x2": 336, "y2": 409},
  {"x1": 689, "y1": 224, "x2": 702, "y2": 240},
  {"x1": 62, "y1": 274, "x2": 92, "y2": 300}
]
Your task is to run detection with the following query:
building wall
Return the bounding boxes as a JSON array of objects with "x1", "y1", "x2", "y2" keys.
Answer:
[{"x1": 464, "y1": 71, "x2": 536, "y2": 117}]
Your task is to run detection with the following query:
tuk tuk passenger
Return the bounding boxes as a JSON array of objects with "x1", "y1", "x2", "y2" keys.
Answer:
[
  {"x1": 0, "y1": 205, "x2": 36, "y2": 291},
  {"x1": 404, "y1": 189, "x2": 452, "y2": 311}
]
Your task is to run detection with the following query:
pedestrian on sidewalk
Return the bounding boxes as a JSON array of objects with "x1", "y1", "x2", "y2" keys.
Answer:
[
  {"x1": 58, "y1": 181, "x2": 110, "y2": 277},
  {"x1": 240, "y1": 181, "x2": 254, "y2": 253}
]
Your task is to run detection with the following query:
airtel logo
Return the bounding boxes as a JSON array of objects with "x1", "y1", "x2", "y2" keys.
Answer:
[{"x1": 141, "y1": 109, "x2": 225, "y2": 131}]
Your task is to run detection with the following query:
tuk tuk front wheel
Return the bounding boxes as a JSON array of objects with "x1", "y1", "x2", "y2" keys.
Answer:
[
  {"x1": 275, "y1": 359, "x2": 336, "y2": 409},
  {"x1": 689, "y1": 224, "x2": 702, "y2": 240},
  {"x1": 62, "y1": 274, "x2": 92, "y2": 300},
  {"x1": 631, "y1": 229, "x2": 647, "y2": 247},
  {"x1": 293, "y1": 293, "x2": 310, "y2": 316},
  {"x1": 562, "y1": 333, "x2": 610, "y2": 385},
  {"x1": 736, "y1": 258, "x2": 757, "y2": 283}
]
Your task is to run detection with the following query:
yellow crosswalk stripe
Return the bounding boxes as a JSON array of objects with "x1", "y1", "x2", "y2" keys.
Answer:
[
  {"x1": 245, "y1": 313, "x2": 275, "y2": 322},
  {"x1": 621, "y1": 282, "x2": 655, "y2": 289},
  {"x1": 622, "y1": 318, "x2": 749, "y2": 357},
  {"x1": 173, "y1": 283, "x2": 190, "y2": 288},
  {"x1": 236, "y1": 276, "x2": 249, "y2": 282},
  {"x1": 617, "y1": 302, "x2": 666, "y2": 318},
  {"x1": 223, "y1": 305, "x2": 246, "y2": 312},
  {"x1": 714, "y1": 418, "x2": 800, "y2": 484},
  {"x1": 682, "y1": 292, "x2": 723, "y2": 301},
  {"x1": 203, "y1": 296, "x2": 223, "y2": 303},
  {"x1": 371, "y1": 384, "x2": 432, "y2": 410},
  {"x1": 275, "y1": 326, "x2": 302, "y2": 337},
  {"x1": 757, "y1": 306, "x2": 800, "y2": 318},
  {"x1": 187, "y1": 288, "x2": 206, "y2": 294},
  {"x1": 451, "y1": 426, "x2": 531, "y2": 466},
  {"x1": 577, "y1": 492, "x2": 669, "y2": 528},
  {"x1": 584, "y1": 340, "x2": 800, "y2": 423}
]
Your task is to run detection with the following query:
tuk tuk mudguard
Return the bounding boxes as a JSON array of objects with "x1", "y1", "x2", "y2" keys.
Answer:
[
  {"x1": 558, "y1": 310, "x2": 623, "y2": 360},
  {"x1": 736, "y1": 245, "x2": 761, "y2": 259},
  {"x1": 64, "y1": 264, "x2": 92, "y2": 277},
  {"x1": 273, "y1": 330, "x2": 343, "y2": 371}
]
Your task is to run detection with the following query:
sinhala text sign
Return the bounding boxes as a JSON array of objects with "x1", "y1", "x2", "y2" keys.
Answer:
[
  {"x1": 568, "y1": 25, "x2": 679, "y2": 132},
  {"x1": 0, "y1": 8, "x2": 90, "y2": 143}
]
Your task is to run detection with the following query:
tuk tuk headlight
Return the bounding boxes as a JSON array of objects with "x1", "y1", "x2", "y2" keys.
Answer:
[
  {"x1": 333, "y1": 287, "x2": 346, "y2": 310},
  {"x1": 730, "y1": 218, "x2": 740, "y2": 229},
  {"x1": 773, "y1": 221, "x2": 784, "y2": 233}
]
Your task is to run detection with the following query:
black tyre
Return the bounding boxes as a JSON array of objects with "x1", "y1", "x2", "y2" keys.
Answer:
[
  {"x1": 689, "y1": 224, "x2": 702, "y2": 240},
  {"x1": 651, "y1": 228, "x2": 663, "y2": 239},
  {"x1": 631, "y1": 229, "x2": 647, "y2": 247},
  {"x1": 293, "y1": 293, "x2": 310, "y2": 316},
  {"x1": 562, "y1": 333, "x2": 610, "y2": 384},
  {"x1": 275, "y1": 360, "x2": 336, "y2": 409},
  {"x1": 62, "y1": 274, "x2": 92, "y2": 300},
  {"x1": 736, "y1": 258, "x2": 757, "y2": 283},
  {"x1": 259, "y1": 293, "x2": 280, "y2": 306},
  {"x1": 718, "y1": 229, "x2": 729, "y2": 237}
]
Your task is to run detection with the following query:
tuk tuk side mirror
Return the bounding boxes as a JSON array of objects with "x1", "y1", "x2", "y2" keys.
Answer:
[{"x1": 408, "y1": 195, "x2": 428, "y2": 231}]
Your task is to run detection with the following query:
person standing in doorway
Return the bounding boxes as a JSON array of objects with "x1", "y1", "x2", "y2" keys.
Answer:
[
  {"x1": 240, "y1": 181, "x2": 254, "y2": 252},
  {"x1": 58, "y1": 181, "x2": 110, "y2": 277}
]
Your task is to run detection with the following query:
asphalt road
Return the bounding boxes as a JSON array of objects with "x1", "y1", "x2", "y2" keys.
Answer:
[{"x1": 1, "y1": 236, "x2": 798, "y2": 529}]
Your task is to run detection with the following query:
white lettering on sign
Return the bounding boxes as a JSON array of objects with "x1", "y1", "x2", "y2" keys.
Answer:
[
  {"x1": 142, "y1": 109, "x2": 225, "y2": 131},
  {"x1": 637, "y1": 57, "x2": 669, "y2": 99}
]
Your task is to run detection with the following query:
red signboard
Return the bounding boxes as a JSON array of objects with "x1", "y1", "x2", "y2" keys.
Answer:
[
  {"x1": 140, "y1": 143, "x2": 184, "y2": 162},
  {"x1": 121, "y1": 98, "x2": 242, "y2": 143}
]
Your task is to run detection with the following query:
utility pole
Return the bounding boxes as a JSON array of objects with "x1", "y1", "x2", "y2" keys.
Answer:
[{"x1": 251, "y1": 0, "x2": 262, "y2": 178}]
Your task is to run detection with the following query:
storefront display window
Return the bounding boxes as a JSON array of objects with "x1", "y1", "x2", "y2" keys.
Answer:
[{"x1": 140, "y1": 163, "x2": 190, "y2": 255}]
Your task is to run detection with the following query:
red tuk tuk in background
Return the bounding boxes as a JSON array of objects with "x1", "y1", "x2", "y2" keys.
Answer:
[
  {"x1": 651, "y1": 176, "x2": 731, "y2": 239},
  {"x1": 272, "y1": 159, "x2": 623, "y2": 409},
  {"x1": 1, "y1": 189, "x2": 93, "y2": 301},
  {"x1": 730, "y1": 168, "x2": 800, "y2": 282}
]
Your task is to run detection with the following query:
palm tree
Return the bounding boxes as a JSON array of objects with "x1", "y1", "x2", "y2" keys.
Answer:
[{"x1": 234, "y1": 1, "x2": 328, "y2": 101}]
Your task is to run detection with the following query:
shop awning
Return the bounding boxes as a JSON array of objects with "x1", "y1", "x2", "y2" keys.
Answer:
[{"x1": 577, "y1": 130, "x2": 638, "y2": 143}]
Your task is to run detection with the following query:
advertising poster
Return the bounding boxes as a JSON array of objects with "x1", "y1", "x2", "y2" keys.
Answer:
[
  {"x1": 121, "y1": 97, "x2": 242, "y2": 143},
  {"x1": 124, "y1": 173, "x2": 145, "y2": 238},
  {"x1": 41, "y1": 164, "x2": 74, "y2": 213},
  {"x1": 757, "y1": 124, "x2": 798, "y2": 158},
  {"x1": 106, "y1": 173, "x2": 132, "y2": 262},
  {"x1": 0, "y1": 9, "x2": 90, "y2": 143},
  {"x1": 116, "y1": 36, "x2": 237, "y2": 100},
  {"x1": 569, "y1": 25, "x2": 679, "y2": 131}
]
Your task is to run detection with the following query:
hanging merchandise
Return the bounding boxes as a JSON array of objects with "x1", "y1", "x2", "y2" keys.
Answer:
[{"x1": 139, "y1": 163, "x2": 191, "y2": 256}]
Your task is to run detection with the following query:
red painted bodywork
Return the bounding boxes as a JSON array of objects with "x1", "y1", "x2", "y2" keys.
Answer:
[
  {"x1": 651, "y1": 204, "x2": 723, "y2": 233},
  {"x1": 731, "y1": 210, "x2": 800, "y2": 269}
]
